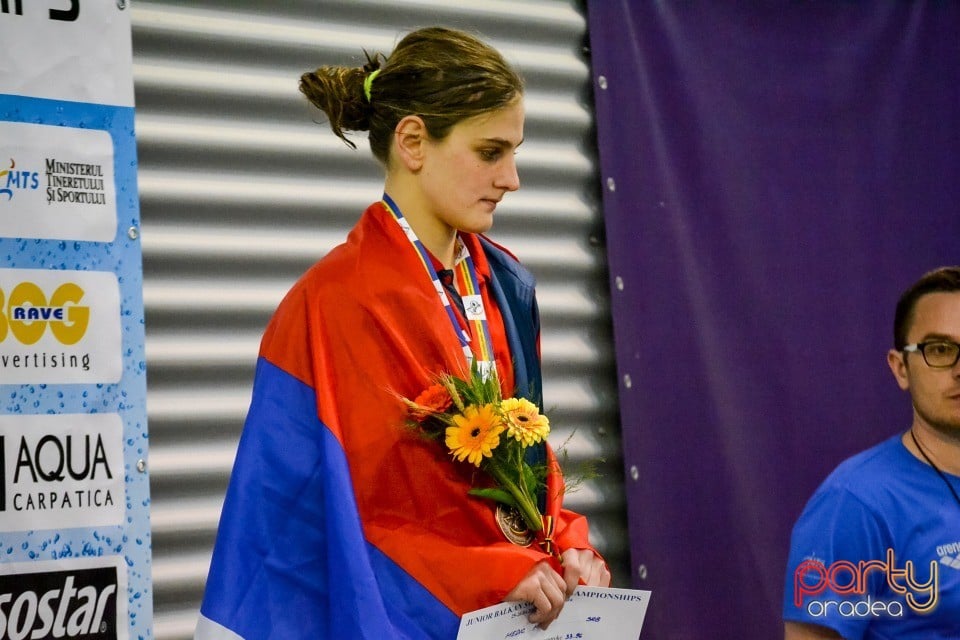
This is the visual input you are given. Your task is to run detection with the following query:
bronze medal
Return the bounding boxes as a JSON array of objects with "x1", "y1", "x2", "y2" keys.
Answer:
[{"x1": 495, "y1": 503, "x2": 534, "y2": 547}]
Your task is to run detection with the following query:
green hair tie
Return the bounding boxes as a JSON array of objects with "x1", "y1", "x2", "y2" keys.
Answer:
[{"x1": 363, "y1": 68, "x2": 381, "y2": 103}]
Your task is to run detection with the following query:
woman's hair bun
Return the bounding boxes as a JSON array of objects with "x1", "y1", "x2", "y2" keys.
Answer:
[{"x1": 299, "y1": 53, "x2": 382, "y2": 149}]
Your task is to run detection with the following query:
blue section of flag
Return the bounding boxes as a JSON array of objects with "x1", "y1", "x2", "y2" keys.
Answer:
[{"x1": 199, "y1": 357, "x2": 458, "y2": 639}]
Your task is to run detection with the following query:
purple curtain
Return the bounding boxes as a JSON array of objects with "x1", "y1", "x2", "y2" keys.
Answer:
[{"x1": 586, "y1": 3, "x2": 960, "y2": 638}]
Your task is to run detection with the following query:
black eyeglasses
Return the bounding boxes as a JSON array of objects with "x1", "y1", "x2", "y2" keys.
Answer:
[{"x1": 902, "y1": 340, "x2": 960, "y2": 368}]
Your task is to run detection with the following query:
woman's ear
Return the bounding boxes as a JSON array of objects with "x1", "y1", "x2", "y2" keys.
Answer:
[{"x1": 393, "y1": 115, "x2": 428, "y2": 172}]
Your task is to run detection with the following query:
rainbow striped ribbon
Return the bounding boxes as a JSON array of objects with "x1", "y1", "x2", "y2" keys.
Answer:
[{"x1": 381, "y1": 194, "x2": 496, "y2": 376}]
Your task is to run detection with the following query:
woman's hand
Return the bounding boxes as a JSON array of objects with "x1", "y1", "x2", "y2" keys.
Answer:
[
  {"x1": 504, "y1": 551, "x2": 610, "y2": 630},
  {"x1": 559, "y1": 548, "x2": 611, "y2": 596},
  {"x1": 504, "y1": 560, "x2": 568, "y2": 629}
]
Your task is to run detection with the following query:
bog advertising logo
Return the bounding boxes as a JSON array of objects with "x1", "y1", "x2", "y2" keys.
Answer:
[
  {"x1": 793, "y1": 549, "x2": 939, "y2": 619},
  {"x1": 0, "y1": 413, "x2": 124, "y2": 532},
  {"x1": 0, "y1": 121, "x2": 116, "y2": 242},
  {"x1": 0, "y1": 556, "x2": 128, "y2": 640},
  {"x1": 0, "y1": 268, "x2": 121, "y2": 384}
]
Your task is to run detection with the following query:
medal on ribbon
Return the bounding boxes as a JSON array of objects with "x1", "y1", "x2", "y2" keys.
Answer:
[{"x1": 495, "y1": 503, "x2": 534, "y2": 547}]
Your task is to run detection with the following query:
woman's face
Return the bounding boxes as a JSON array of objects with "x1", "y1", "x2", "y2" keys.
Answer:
[{"x1": 418, "y1": 100, "x2": 524, "y2": 235}]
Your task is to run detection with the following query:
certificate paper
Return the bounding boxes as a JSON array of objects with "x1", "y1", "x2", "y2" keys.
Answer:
[{"x1": 456, "y1": 587, "x2": 651, "y2": 639}]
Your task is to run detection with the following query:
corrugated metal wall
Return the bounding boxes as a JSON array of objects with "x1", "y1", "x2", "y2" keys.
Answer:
[{"x1": 132, "y1": 2, "x2": 627, "y2": 638}]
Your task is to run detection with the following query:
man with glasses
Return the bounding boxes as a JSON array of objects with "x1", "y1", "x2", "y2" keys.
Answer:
[{"x1": 783, "y1": 266, "x2": 960, "y2": 639}]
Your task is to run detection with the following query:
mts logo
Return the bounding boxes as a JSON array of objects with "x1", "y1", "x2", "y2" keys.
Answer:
[
  {"x1": 0, "y1": 160, "x2": 39, "y2": 200},
  {"x1": 0, "y1": 0, "x2": 79, "y2": 20},
  {"x1": 0, "y1": 283, "x2": 89, "y2": 345}
]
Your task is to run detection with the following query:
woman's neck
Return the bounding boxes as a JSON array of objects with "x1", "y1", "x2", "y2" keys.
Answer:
[{"x1": 384, "y1": 177, "x2": 457, "y2": 268}]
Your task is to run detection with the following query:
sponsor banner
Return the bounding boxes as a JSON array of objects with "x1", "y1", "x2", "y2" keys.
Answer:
[
  {"x1": 0, "y1": 3, "x2": 151, "y2": 638},
  {"x1": 0, "y1": 268, "x2": 121, "y2": 384},
  {"x1": 0, "y1": 556, "x2": 128, "y2": 640},
  {"x1": 0, "y1": 1, "x2": 133, "y2": 107},
  {"x1": 0, "y1": 121, "x2": 116, "y2": 242},
  {"x1": 0, "y1": 413, "x2": 124, "y2": 532}
]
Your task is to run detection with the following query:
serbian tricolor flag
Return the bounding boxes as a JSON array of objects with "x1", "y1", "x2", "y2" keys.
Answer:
[{"x1": 195, "y1": 202, "x2": 597, "y2": 639}]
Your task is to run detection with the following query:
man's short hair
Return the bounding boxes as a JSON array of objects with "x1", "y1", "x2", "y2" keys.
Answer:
[{"x1": 893, "y1": 266, "x2": 960, "y2": 349}]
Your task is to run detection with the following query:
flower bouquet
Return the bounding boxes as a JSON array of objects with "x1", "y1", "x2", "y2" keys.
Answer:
[{"x1": 402, "y1": 363, "x2": 551, "y2": 537}]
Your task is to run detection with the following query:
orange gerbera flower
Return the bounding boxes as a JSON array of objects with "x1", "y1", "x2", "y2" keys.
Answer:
[
  {"x1": 408, "y1": 383, "x2": 453, "y2": 421},
  {"x1": 445, "y1": 404, "x2": 504, "y2": 467},
  {"x1": 502, "y1": 397, "x2": 550, "y2": 446}
]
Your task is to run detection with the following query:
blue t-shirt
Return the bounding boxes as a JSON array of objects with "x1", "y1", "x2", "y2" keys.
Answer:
[{"x1": 783, "y1": 434, "x2": 960, "y2": 639}]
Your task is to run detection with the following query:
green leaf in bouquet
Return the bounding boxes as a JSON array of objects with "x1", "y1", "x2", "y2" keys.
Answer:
[
  {"x1": 520, "y1": 462, "x2": 538, "y2": 494},
  {"x1": 468, "y1": 487, "x2": 518, "y2": 508}
]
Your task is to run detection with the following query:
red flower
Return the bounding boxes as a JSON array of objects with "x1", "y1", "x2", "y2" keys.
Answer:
[{"x1": 408, "y1": 383, "x2": 453, "y2": 421}]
